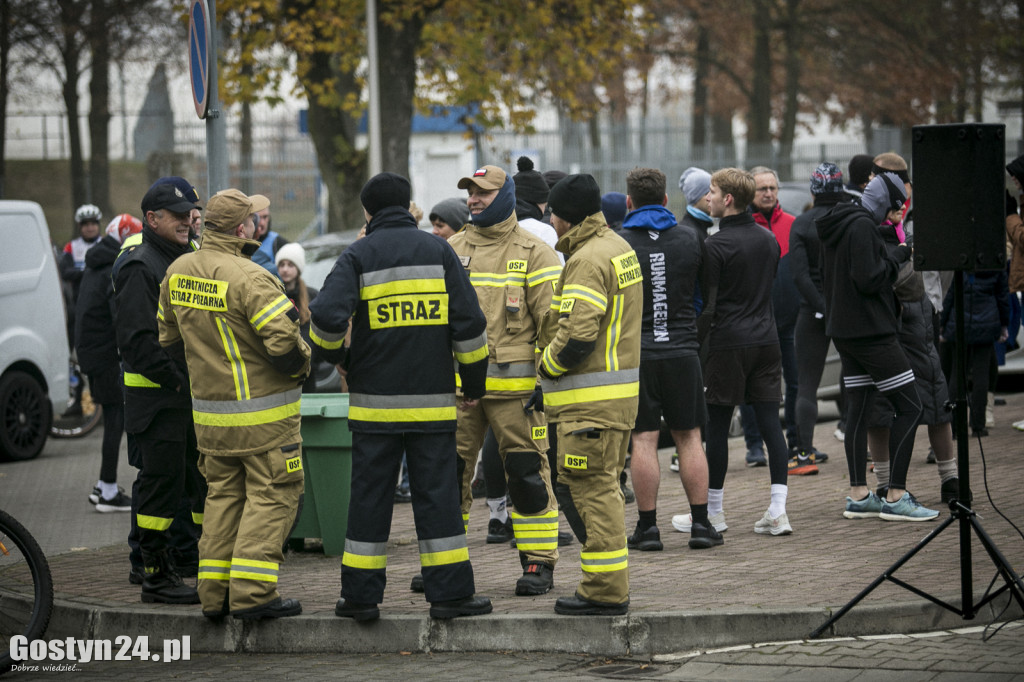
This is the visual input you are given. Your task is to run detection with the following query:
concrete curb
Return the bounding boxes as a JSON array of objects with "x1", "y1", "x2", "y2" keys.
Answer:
[{"x1": 44, "y1": 592, "x2": 1022, "y2": 656}]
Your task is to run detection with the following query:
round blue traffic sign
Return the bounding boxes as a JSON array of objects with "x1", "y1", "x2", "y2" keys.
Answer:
[{"x1": 189, "y1": 0, "x2": 210, "y2": 119}]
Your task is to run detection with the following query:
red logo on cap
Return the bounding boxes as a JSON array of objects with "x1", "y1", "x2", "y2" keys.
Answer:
[{"x1": 473, "y1": 169, "x2": 487, "y2": 177}]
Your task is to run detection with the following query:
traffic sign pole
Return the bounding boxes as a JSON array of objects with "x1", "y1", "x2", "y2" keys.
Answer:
[
  {"x1": 189, "y1": 0, "x2": 228, "y2": 197},
  {"x1": 205, "y1": 0, "x2": 229, "y2": 195}
]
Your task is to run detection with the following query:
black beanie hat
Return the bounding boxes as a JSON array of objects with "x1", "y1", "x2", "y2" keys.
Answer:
[
  {"x1": 543, "y1": 169, "x2": 567, "y2": 189},
  {"x1": 1007, "y1": 153, "x2": 1024, "y2": 183},
  {"x1": 512, "y1": 156, "x2": 549, "y2": 205},
  {"x1": 360, "y1": 172, "x2": 411, "y2": 216},
  {"x1": 548, "y1": 174, "x2": 602, "y2": 226},
  {"x1": 848, "y1": 154, "x2": 874, "y2": 188}
]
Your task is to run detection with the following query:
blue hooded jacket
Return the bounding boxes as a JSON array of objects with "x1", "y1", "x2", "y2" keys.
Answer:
[{"x1": 621, "y1": 204, "x2": 677, "y2": 232}]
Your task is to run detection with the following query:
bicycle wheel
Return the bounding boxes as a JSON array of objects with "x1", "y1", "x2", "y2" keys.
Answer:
[
  {"x1": 49, "y1": 367, "x2": 102, "y2": 439},
  {"x1": 0, "y1": 509, "x2": 53, "y2": 674},
  {"x1": 49, "y1": 399, "x2": 102, "y2": 438}
]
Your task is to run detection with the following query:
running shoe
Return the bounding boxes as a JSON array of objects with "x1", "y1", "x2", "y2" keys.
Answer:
[
  {"x1": 95, "y1": 490, "x2": 132, "y2": 513},
  {"x1": 941, "y1": 477, "x2": 973, "y2": 504},
  {"x1": 671, "y1": 511, "x2": 727, "y2": 533},
  {"x1": 879, "y1": 492, "x2": 939, "y2": 522},
  {"x1": 688, "y1": 522, "x2": 724, "y2": 549},
  {"x1": 753, "y1": 509, "x2": 793, "y2": 536},
  {"x1": 627, "y1": 525, "x2": 663, "y2": 552},
  {"x1": 843, "y1": 491, "x2": 883, "y2": 519},
  {"x1": 788, "y1": 453, "x2": 819, "y2": 476}
]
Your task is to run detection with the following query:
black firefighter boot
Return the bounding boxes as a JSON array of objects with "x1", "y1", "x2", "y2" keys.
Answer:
[{"x1": 141, "y1": 550, "x2": 200, "y2": 604}]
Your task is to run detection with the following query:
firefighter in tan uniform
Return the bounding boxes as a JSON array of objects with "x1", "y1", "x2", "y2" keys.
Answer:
[
  {"x1": 158, "y1": 189, "x2": 310, "y2": 620},
  {"x1": 538, "y1": 174, "x2": 642, "y2": 615},
  {"x1": 448, "y1": 165, "x2": 564, "y2": 595}
]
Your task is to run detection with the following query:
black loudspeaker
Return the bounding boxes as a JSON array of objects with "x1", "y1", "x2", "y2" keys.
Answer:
[{"x1": 912, "y1": 123, "x2": 1006, "y2": 272}]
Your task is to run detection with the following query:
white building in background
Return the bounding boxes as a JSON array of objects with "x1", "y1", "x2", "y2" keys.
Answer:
[{"x1": 7, "y1": 57, "x2": 1024, "y2": 231}]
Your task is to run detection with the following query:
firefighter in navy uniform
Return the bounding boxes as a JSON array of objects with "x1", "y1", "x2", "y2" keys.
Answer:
[
  {"x1": 112, "y1": 182, "x2": 207, "y2": 604},
  {"x1": 158, "y1": 189, "x2": 310, "y2": 620},
  {"x1": 447, "y1": 165, "x2": 563, "y2": 595},
  {"x1": 310, "y1": 172, "x2": 493, "y2": 621},
  {"x1": 538, "y1": 174, "x2": 643, "y2": 616},
  {"x1": 119, "y1": 176, "x2": 203, "y2": 586}
]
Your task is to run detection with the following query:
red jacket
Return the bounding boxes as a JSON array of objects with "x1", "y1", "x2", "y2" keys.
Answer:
[{"x1": 753, "y1": 203, "x2": 795, "y2": 258}]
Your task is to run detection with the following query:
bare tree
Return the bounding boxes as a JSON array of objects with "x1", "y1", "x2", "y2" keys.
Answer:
[
  {"x1": 87, "y1": 0, "x2": 180, "y2": 217},
  {"x1": 15, "y1": 0, "x2": 90, "y2": 226}
]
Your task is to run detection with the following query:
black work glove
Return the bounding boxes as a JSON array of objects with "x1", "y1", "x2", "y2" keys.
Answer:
[
  {"x1": 524, "y1": 386, "x2": 544, "y2": 413},
  {"x1": 1007, "y1": 189, "x2": 1019, "y2": 218}
]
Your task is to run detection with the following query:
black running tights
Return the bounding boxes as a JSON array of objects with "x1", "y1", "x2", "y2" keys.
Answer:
[
  {"x1": 844, "y1": 384, "x2": 921, "y2": 489},
  {"x1": 706, "y1": 402, "x2": 789, "y2": 489}
]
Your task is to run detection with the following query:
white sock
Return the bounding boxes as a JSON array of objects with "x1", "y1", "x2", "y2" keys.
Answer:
[
  {"x1": 99, "y1": 480, "x2": 118, "y2": 499},
  {"x1": 707, "y1": 488, "x2": 724, "y2": 517},
  {"x1": 937, "y1": 458, "x2": 958, "y2": 484},
  {"x1": 769, "y1": 484, "x2": 788, "y2": 518},
  {"x1": 874, "y1": 461, "x2": 890, "y2": 490},
  {"x1": 486, "y1": 497, "x2": 508, "y2": 522}
]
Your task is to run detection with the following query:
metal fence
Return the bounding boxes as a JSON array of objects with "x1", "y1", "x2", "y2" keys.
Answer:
[{"x1": 8, "y1": 109, "x2": 1024, "y2": 232}]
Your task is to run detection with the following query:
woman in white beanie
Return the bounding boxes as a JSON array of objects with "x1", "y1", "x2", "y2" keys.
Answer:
[{"x1": 275, "y1": 243, "x2": 320, "y2": 392}]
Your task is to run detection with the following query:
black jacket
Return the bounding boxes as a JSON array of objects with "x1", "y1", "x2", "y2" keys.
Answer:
[
  {"x1": 309, "y1": 206, "x2": 487, "y2": 433},
  {"x1": 679, "y1": 210, "x2": 713, "y2": 243},
  {"x1": 74, "y1": 235, "x2": 122, "y2": 375},
  {"x1": 112, "y1": 225, "x2": 192, "y2": 432},
  {"x1": 816, "y1": 202, "x2": 909, "y2": 340},
  {"x1": 789, "y1": 194, "x2": 844, "y2": 316},
  {"x1": 699, "y1": 212, "x2": 779, "y2": 350},
  {"x1": 619, "y1": 206, "x2": 703, "y2": 358}
]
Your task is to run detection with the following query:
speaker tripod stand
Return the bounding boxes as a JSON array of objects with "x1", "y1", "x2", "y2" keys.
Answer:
[{"x1": 809, "y1": 270, "x2": 1024, "y2": 639}]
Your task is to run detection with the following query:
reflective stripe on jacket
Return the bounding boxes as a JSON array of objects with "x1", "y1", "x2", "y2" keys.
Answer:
[
  {"x1": 448, "y1": 212, "x2": 561, "y2": 398},
  {"x1": 538, "y1": 213, "x2": 642, "y2": 429},
  {"x1": 112, "y1": 226, "x2": 192, "y2": 432},
  {"x1": 308, "y1": 206, "x2": 487, "y2": 433},
  {"x1": 158, "y1": 229, "x2": 310, "y2": 456}
]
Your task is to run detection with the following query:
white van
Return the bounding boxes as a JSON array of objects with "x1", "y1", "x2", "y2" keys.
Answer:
[{"x1": 0, "y1": 201, "x2": 69, "y2": 460}]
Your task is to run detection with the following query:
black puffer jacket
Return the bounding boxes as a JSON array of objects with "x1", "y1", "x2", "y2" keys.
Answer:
[{"x1": 74, "y1": 235, "x2": 122, "y2": 375}]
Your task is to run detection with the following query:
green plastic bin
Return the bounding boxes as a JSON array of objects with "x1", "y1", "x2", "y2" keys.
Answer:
[{"x1": 290, "y1": 393, "x2": 352, "y2": 556}]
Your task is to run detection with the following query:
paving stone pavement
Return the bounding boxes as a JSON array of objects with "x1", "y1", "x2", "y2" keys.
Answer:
[
  {"x1": 45, "y1": 395, "x2": 1024, "y2": 620},
  {"x1": 4, "y1": 394, "x2": 1023, "y2": 662}
]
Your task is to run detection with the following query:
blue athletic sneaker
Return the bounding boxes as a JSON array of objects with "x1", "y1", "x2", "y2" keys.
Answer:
[
  {"x1": 843, "y1": 491, "x2": 883, "y2": 519},
  {"x1": 879, "y1": 492, "x2": 940, "y2": 522}
]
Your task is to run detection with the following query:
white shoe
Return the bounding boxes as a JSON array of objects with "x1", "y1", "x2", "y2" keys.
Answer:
[
  {"x1": 833, "y1": 428, "x2": 845, "y2": 442},
  {"x1": 754, "y1": 509, "x2": 793, "y2": 536},
  {"x1": 671, "y1": 511, "x2": 727, "y2": 533},
  {"x1": 669, "y1": 453, "x2": 680, "y2": 472},
  {"x1": 1013, "y1": 419, "x2": 1024, "y2": 432}
]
